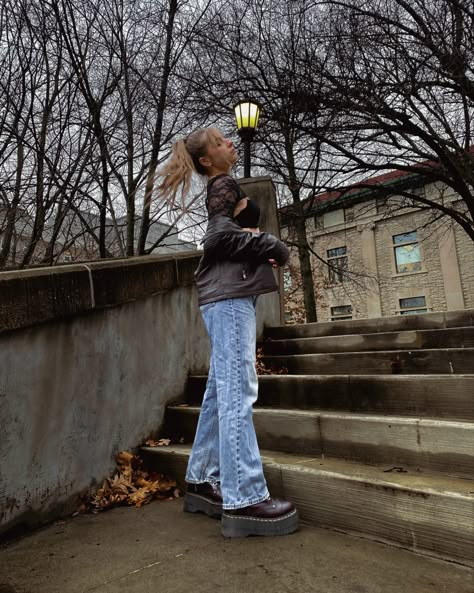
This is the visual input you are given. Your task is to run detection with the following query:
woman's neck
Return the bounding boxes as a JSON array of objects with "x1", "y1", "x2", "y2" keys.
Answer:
[{"x1": 207, "y1": 166, "x2": 231, "y2": 179}]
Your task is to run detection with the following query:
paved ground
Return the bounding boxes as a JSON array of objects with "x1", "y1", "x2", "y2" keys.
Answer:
[{"x1": 0, "y1": 499, "x2": 472, "y2": 593}]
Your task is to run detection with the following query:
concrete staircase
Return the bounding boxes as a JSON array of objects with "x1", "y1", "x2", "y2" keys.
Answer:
[{"x1": 143, "y1": 309, "x2": 474, "y2": 566}]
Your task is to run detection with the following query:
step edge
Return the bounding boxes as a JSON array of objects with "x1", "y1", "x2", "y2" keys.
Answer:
[
  {"x1": 263, "y1": 347, "x2": 474, "y2": 358},
  {"x1": 188, "y1": 373, "x2": 474, "y2": 379},
  {"x1": 264, "y1": 310, "x2": 474, "y2": 335},
  {"x1": 260, "y1": 326, "x2": 474, "y2": 344},
  {"x1": 166, "y1": 405, "x2": 474, "y2": 428},
  {"x1": 142, "y1": 446, "x2": 474, "y2": 498}
]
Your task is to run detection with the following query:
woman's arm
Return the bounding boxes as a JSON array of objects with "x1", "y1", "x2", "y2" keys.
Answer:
[
  {"x1": 206, "y1": 175, "x2": 241, "y2": 219},
  {"x1": 206, "y1": 176, "x2": 288, "y2": 265},
  {"x1": 206, "y1": 227, "x2": 289, "y2": 266}
]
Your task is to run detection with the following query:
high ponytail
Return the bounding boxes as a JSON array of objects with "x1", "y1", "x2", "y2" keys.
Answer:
[{"x1": 156, "y1": 128, "x2": 215, "y2": 209}]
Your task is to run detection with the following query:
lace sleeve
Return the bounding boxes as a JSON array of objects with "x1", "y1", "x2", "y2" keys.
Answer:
[{"x1": 206, "y1": 175, "x2": 242, "y2": 219}]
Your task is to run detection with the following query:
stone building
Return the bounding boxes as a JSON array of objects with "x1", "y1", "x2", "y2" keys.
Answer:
[{"x1": 282, "y1": 169, "x2": 474, "y2": 322}]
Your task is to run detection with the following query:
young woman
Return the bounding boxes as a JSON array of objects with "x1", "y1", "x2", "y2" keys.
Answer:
[{"x1": 157, "y1": 127, "x2": 298, "y2": 538}]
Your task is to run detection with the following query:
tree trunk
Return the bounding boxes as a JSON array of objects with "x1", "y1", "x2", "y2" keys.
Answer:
[
  {"x1": 0, "y1": 143, "x2": 24, "y2": 268},
  {"x1": 292, "y1": 195, "x2": 318, "y2": 322},
  {"x1": 41, "y1": 196, "x2": 65, "y2": 265},
  {"x1": 284, "y1": 131, "x2": 318, "y2": 322},
  {"x1": 20, "y1": 120, "x2": 48, "y2": 268},
  {"x1": 138, "y1": 0, "x2": 178, "y2": 255}
]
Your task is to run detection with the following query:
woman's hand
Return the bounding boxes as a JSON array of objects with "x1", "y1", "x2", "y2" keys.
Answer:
[{"x1": 241, "y1": 228, "x2": 277, "y2": 267}]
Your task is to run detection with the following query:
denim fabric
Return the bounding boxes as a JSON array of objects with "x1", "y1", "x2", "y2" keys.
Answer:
[{"x1": 185, "y1": 296, "x2": 270, "y2": 510}]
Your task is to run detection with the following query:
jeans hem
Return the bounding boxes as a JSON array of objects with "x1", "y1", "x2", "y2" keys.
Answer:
[
  {"x1": 222, "y1": 490, "x2": 270, "y2": 510},
  {"x1": 184, "y1": 478, "x2": 220, "y2": 486}
]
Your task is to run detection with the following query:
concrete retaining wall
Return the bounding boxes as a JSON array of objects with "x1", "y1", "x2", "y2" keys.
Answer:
[{"x1": 0, "y1": 253, "x2": 208, "y2": 536}]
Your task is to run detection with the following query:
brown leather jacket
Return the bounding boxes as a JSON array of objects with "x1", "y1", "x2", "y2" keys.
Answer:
[{"x1": 195, "y1": 215, "x2": 289, "y2": 306}]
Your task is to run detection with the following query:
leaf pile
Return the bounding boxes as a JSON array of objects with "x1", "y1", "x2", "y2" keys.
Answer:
[
  {"x1": 256, "y1": 347, "x2": 288, "y2": 375},
  {"x1": 86, "y1": 451, "x2": 179, "y2": 512},
  {"x1": 144, "y1": 438, "x2": 171, "y2": 447}
]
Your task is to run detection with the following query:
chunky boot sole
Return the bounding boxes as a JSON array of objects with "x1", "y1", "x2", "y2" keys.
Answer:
[
  {"x1": 221, "y1": 509, "x2": 299, "y2": 538},
  {"x1": 183, "y1": 493, "x2": 223, "y2": 519}
]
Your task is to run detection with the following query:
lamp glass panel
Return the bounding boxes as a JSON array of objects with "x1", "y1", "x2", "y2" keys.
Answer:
[
  {"x1": 234, "y1": 101, "x2": 260, "y2": 129},
  {"x1": 249, "y1": 102, "x2": 260, "y2": 128},
  {"x1": 234, "y1": 104, "x2": 243, "y2": 129},
  {"x1": 241, "y1": 102, "x2": 251, "y2": 127}
]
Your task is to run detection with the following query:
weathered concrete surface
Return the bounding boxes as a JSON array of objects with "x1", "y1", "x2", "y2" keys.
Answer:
[
  {"x1": 266, "y1": 309, "x2": 474, "y2": 339},
  {"x1": 0, "y1": 498, "x2": 472, "y2": 593},
  {"x1": 262, "y1": 327, "x2": 474, "y2": 354},
  {"x1": 143, "y1": 446, "x2": 474, "y2": 565},
  {"x1": 238, "y1": 176, "x2": 285, "y2": 329},
  {"x1": 0, "y1": 282, "x2": 210, "y2": 537},
  {"x1": 185, "y1": 374, "x2": 474, "y2": 420},
  {"x1": 263, "y1": 348, "x2": 474, "y2": 374},
  {"x1": 164, "y1": 406, "x2": 474, "y2": 478},
  {"x1": 0, "y1": 253, "x2": 200, "y2": 334}
]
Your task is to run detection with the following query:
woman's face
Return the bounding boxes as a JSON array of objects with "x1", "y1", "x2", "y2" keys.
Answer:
[{"x1": 200, "y1": 130, "x2": 238, "y2": 174}]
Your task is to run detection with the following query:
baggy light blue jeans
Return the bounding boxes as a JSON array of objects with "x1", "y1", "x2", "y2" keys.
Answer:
[{"x1": 185, "y1": 296, "x2": 270, "y2": 510}]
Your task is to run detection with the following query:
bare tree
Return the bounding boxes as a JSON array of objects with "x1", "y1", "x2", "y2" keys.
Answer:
[
  {"x1": 0, "y1": 0, "x2": 217, "y2": 269},
  {"x1": 137, "y1": 0, "x2": 214, "y2": 255},
  {"x1": 0, "y1": 0, "x2": 38, "y2": 267},
  {"x1": 49, "y1": 0, "x2": 127, "y2": 258},
  {"x1": 291, "y1": 0, "x2": 474, "y2": 240}
]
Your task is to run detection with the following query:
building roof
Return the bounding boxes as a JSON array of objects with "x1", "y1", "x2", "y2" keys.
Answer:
[
  {"x1": 302, "y1": 169, "x2": 423, "y2": 215},
  {"x1": 291, "y1": 146, "x2": 474, "y2": 218}
]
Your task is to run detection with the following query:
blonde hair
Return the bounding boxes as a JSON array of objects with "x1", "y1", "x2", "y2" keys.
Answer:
[{"x1": 156, "y1": 127, "x2": 220, "y2": 209}]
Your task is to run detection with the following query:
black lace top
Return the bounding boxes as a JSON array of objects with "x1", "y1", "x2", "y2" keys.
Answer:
[{"x1": 206, "y1": 174, "x2": 244, "y2": 219}]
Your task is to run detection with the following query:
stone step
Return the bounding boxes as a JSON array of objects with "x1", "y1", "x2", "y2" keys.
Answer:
[
  {"x1": 163, "y1": 406, "x2": 474, "y2": 479},
  {"x1": 266, "y1": 310, "x2": 474, "y2": 340},
  {"x1": 141, "y1": 445, "x2": 474, "y2": 565},
  {"x1": 262, "y1": 348, "x2": 474, "y2": 375},
  {"x1": 185, "y1": 375, "x2": 474, "y2": 421},
  {"x1": 261, "y1": 327, "x2": 474, "y2": 355}
]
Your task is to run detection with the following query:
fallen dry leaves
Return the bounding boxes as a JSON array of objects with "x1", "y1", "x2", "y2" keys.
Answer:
[
  {"x1": 256, "y1": 347, "x2": 288, "y2": 375},
  {"x1": 144, "y1": 438, "x2": 171, "y2": 447},
  {"x1": 85, "y1": 450, "x2": 179, "y2": 513}
]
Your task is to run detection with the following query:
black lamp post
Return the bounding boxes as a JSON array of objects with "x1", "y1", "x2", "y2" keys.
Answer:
[{"x1": 234, "y1": 99, "x2": 262, "y2": 178}]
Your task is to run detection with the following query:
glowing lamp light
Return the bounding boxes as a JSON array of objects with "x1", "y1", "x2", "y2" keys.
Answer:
[
  {"x1": 233, "y1": 99, "x2": 262, "y2": 177},
  {"x1": 234, "y1": 99, "x2": 261, "y2": 132}
]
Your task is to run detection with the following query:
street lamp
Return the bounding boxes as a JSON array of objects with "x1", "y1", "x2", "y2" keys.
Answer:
[{"x1": 234, "y1": 99, "x2": 262, "y2": 178}]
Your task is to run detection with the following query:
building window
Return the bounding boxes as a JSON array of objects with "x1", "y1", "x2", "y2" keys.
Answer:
[
  {"x1": 327, "y1": 246, "x2": 348, "y2": 284},
  {"x1": 399, "y1": 296, "x2": 427, "y2": 315},
  {"x1": 393, "y1": 231, "x2": 422, "y2": 273},
  {"x1": 331, "y1": 305, "x2": 352, "y2": 321}
]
